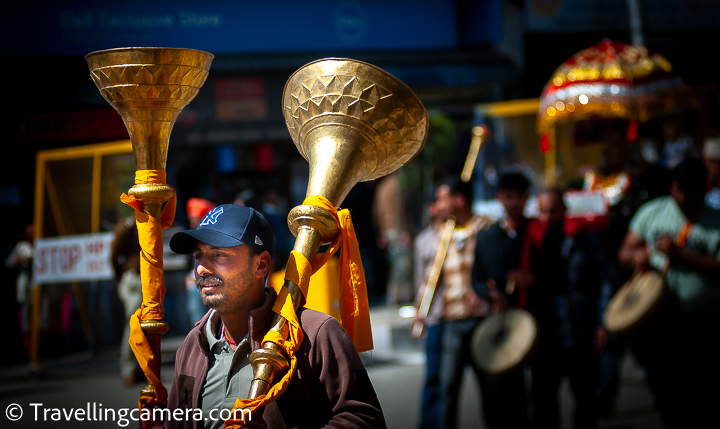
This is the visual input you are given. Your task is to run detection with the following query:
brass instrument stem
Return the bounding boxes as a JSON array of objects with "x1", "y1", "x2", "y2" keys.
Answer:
[
  {"x1": 243, "y1": 57, "x2": 428, "y2": 415},
  {"x1": 139, "y1": 318, "x2": 169, "y2": 396},
  {"x1": 248, "y1": 225, "x2": 323, "y2": 399},
  {"x1": 136, "y1": 201, "x2": 169, "y2": 397},
  {"x1": 411, "y1": 217, "x2": 456, "y2": 338},
  {"x1": 460, "y1": 126, "x2": 487, "y2": 183},
  {"x1": 86, "y1": 47, "x2": 213, "y2": 409}
]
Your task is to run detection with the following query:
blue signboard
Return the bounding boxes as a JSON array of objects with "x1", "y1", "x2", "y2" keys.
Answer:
[{"x1": 4, "y1": 1, "x2": 457, "y2": 56}]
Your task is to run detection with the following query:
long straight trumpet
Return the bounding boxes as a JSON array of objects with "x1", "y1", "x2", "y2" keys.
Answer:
[
  {"x1": 411, "y1": 216, "x2": 456, "y2": 338},
  {"x1": 461, "y1": 125, "x2": 490, "y2": 182},
  {"x1": 411, "y1": 125, "x2": 490, "y2": 337}
]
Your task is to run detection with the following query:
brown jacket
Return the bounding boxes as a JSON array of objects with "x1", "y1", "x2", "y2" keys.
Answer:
[{"x1": 167, "y1": 288, "x2": 386, "y2": 429}]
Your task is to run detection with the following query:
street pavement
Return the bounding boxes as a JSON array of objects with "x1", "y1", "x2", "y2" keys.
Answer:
[{"x1": 0, "y1": 306, "x2": 663, "y2": 428}]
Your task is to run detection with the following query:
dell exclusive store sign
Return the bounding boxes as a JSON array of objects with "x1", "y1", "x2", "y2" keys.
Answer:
[{"x1": 4, "y1": 1, "x2": 457, "y2": 56}]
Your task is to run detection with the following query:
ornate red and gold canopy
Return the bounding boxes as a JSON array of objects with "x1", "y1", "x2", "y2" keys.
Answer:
[{"x1": 537, "y1": 39, "x2": 688, "y2": 136}]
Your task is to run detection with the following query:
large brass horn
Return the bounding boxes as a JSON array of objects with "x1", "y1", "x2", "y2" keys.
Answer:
[
  {"x1": 86, "y1": 47, "x2": 213, "y2": 402},
  {"x1": 247, "y1": 58, "x2": 428, "y2": 404}
]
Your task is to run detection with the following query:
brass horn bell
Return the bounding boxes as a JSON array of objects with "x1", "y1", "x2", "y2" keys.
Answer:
[
  {"x1": 284, "y1": 58, "x2": 429, "y2": 242},
  {"x1": 247, "y1": 58, "x2": 428, "y2": 402}
]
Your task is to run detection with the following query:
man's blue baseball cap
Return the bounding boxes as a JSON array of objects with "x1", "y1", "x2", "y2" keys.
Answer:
[{"x1": 169, "y1": 204, "x2": 274, "y2": 256}]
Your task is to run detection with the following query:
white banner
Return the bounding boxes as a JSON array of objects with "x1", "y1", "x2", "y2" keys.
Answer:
[
  {"x1": 564, "y1": 191, "x2": 608, "y2": 219},
  {"x1": 34, "y1": 233, "x2": 115, "y2": 284}
]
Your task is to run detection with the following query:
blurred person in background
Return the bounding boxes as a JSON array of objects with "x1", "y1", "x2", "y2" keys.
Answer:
[
  {"x1": 375, "y1": 172, "x2": 414, "y2": 305},
  {"x1": 429, "y1": 176, "x2": 491, "y2": 429},
  {"x1": 522, "y1": 189, "x2": 612, "y2": 429},
  {"x1": 4, "y1": 223, "x2": 34, "y2": 365},
  {"x1": 618, "y1": 157, "x2": 720, "y2": 428},
  {"x1": 185, "y1": 197, "x2": 216, "y2": 324},
  {"x1": 472, "y1": 171, "x2": 533, "y2": 429},
  {"x1": 5, "y1": 224, "x2": 34, "y2": 309},
  {"x1": 660, "y1": 119, "x2": 694, "y2": 170}
]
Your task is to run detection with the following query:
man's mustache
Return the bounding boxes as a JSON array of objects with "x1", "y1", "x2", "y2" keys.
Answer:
[{"x1": 196, "y1": 275, "x2": 223, "y2": 287}]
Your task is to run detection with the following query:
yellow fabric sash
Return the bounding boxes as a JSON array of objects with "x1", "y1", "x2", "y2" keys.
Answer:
[
  {"x1": 224, "y1": 195, "x2": 373, "y2": 428},
  {"x1": 119, "y1": 170, "x2": 176, "y2": 426}
]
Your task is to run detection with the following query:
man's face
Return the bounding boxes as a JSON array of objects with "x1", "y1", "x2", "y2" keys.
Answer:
[
  {"x1": 538, "y1": 193, "x2": 566, "y2": 228},
  {"x1": 193, "y1": 243, "x2": 262, "y2": 314},
  {"x1": 670, "y1": 180, "x2": 704, "y2": 217},
  {"x1": 434, "y1": 185, "x2": 454, "y2": 219},
  {"x1": 497, "y1": 189, "x2": 528, "y2": 220}
]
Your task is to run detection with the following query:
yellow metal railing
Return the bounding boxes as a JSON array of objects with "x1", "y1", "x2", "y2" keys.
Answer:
[{"x1": 30, "y1": 139, "x2": 133, "y2": 371}]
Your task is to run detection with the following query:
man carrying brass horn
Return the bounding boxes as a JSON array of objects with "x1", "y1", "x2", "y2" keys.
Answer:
[{"x1": 165, "y1": 204, "x2": 386, "y2": 428}]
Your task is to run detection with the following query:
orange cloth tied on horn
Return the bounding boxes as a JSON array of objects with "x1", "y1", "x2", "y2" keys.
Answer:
[
  {"x1": 119, "y1": 169, "x2": 176, "y2": 424},
  {"x1": 224, "y1": 195, "x2": 373, "y2": 428},
  {"x1": 303, "y1": 195, "x2": 374, "y2": 353}
]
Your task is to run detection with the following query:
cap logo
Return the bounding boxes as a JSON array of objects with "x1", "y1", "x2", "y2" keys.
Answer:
[
  {"x1": 200, "y1": 207, "x2": 224, "y2": 226},
  {"x1": 255, "y1": 236, "x2": 263, "y2": 246}
]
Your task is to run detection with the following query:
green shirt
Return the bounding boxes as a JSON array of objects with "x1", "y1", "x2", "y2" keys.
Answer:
[
  {"x1": 630, "y1": 196, "x2": 720, "y2": 313},
  {"x1": 201, "y1": 310, "x2": 254, "y2": 428}
]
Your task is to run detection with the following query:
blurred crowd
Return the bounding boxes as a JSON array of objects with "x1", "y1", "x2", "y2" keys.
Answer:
[{"x1": 412, "y1": 135, "x2": 720, "y2": 429}]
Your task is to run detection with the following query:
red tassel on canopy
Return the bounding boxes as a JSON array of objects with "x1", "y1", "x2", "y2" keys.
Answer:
[
  {"x1": 626, "y1": 120, "x2": 638, "y2": 143},
  {"x1": 539, "y1": 133, "x2": 551, "y2": 153}
]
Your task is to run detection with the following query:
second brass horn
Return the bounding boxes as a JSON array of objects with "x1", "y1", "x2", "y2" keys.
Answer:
[{"x1": 246, "y1": 58, "x2": 428, "y2": 403}]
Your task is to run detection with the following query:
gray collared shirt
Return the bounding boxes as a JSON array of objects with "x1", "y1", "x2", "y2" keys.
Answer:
[{"x1": 201, "y1": 310, "x2": 254, "y2": 428}]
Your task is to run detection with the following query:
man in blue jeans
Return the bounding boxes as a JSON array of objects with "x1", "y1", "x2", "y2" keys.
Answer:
[
  {"x1": 419, "y1": 177, "x2": 491, "y2": 429},
  {"x1": 413, "y1": 197, "x2": 443, "y2": 429}
]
